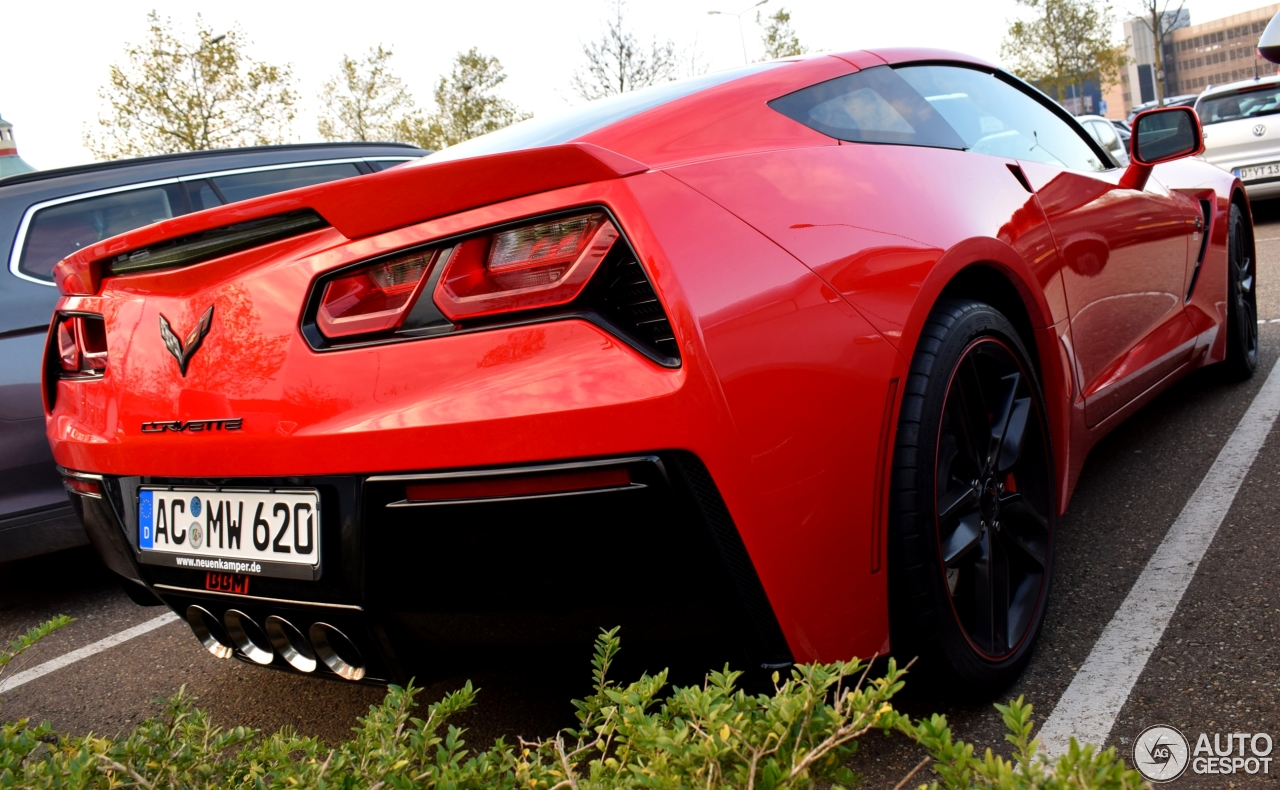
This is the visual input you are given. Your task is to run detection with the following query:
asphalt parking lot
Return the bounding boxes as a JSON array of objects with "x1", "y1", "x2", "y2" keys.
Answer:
[{"x1": 3, "y1": 201, "x2": 1280, "y2": 786}]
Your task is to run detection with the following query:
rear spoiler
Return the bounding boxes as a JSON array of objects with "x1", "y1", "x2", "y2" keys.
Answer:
[{"x1": 53, "y1": 142, "x2": 648, "y2": 295}]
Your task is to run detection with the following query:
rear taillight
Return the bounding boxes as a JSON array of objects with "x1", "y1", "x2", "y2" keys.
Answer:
[
  {"x1": 434, "y1": 213, "x2": 619, "y2": 321},
  {"x1": 305, "y1": 208, "x2": 680, "y2": 367},
  {"x1": 53, "y1": 314, "x2": 108, "y2": 377},
  {"x1": 317, "y1": 250, "x2": 439, "y2": 338}
]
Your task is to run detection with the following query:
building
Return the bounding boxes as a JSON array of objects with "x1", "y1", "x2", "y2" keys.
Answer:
[
  {"x1": 1120, "y1": 9, "x2": 1191, "y2": 116},
  {"x1": 0, "y1": 112, "x2": 37, "y2": 178},
  {"x1": 1115, "y1": 4, "x2": 1280, "y2": 117},
  {"x1": 1173, "y1": 5, "x2": 1280, "y2": 94}
]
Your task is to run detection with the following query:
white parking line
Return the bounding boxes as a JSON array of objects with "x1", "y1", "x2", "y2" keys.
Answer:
[
  {"x1": 0, "y1": 612, "x2": 180, "y2": 694},
  {"x1": 1038, "y1": 359, "x2": 1280, "y2": 755}
]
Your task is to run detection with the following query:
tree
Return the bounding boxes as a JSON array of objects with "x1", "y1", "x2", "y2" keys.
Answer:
[
  {"x1": 572, "y1": 0, "x2": 679, "y2": 100},
  {"x1": 758, "y1": 8, "x2": 807, "y2": 60},
  {"x1": 85, "y1": 12, "x2": 296, "y2": 159},
  {"x1": 1132, "y1": 0, "x2": 1187, "y2": 106},
  {"x1": 317, "y1": 46, "x2": 420, "y2": 143},
  {"x1": 399, "y1": 48, "x2": 530, "y2": 150},
  {"x1": 1001, "y1": 0, "x2": 1126, "y2": 106}
]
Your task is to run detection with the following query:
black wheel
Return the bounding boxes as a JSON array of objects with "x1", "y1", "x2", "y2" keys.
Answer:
[
  {"x1": 1222, "y1": 202, "x2": 1258, "y2": 381},
  {"x1": 889, "y1": 299, "x2": 1054, "y2": 698}
]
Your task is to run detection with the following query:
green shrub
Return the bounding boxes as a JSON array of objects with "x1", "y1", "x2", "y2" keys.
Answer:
[{"x1": 0, "y1": 623, "x2": 1145, "y2": 789}]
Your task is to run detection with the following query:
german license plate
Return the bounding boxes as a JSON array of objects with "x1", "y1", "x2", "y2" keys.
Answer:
[
  {"x1": 1238, "y1": 162, "x2": 1280, "y2": 181},
  {"x1": 137, "y1": 488, "x2": 320, "y2": 580}
]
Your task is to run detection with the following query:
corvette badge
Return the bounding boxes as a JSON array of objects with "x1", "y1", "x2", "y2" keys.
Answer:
[{"x1": 159, "y1": 306, "x2": 214, "y2": 376}]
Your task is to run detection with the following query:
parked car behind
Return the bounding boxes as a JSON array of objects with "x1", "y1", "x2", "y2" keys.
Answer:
[
  {"x1": 1127, "y1": 94, "x2": 1199, "y2": 124},
  {"x1": 0, "y1": 142, "x2": 426, "y2": 564},
  {"x1": 1196, "y1": 75, "x2": 1280, "y2": 200},
  {"x1": 1076, "y1": 113, "x2": 1130, "y2": 164}
]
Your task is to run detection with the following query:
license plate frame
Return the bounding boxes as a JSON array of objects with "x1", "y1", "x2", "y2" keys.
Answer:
[
  {"x1": 136, "y1": 487, "x2": 322, "y2": 580},
  {"x1": 1238, "y1": 162, "x2": 1280, "y2": 182}
]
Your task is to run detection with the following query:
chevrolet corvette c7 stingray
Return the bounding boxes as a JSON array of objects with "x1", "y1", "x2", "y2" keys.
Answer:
[{"x1": 45, "y1": 48, "x2": 1252, "y2": 695}]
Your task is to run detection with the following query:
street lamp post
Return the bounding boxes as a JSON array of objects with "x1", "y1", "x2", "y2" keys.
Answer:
[{"x1": 708, "y1": 0, "x2": 768, "y2": 65}]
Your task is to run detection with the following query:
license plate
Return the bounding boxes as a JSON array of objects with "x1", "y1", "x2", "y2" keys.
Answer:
[
  {"x1": 137, "y1": 488, "x2": 320, "y2": 580},
  {"x1": 1238, "y1": 162, "x2": 1280, "y2": 181}
]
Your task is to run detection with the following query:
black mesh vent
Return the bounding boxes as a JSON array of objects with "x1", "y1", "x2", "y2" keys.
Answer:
[{"x1": 597, "y1": 250, "x2": 681, "y2": 367}]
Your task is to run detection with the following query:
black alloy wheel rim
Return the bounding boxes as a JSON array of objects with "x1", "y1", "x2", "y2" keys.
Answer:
[
  {"x1": 1233, "y1": 212, "x2": 1258, "y2": 367},
  {"x1": 934, "y1": 338, "x2": 1052, "y2": 660}
]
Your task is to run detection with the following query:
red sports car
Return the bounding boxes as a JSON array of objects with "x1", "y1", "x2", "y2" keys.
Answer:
[{"x1": 46, "y1": 49, "x2": 1252, "y2": 695}]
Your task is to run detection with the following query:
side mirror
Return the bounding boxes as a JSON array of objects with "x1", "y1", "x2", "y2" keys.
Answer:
[
  {"x1": 1119, "y1": 106, "x2": 1204, "y2": 190},
  {"x1": 1131, "y1": 106, "x2": 1203, "y2": 165},
  {"x1": 1260, "y1": 11, "x2": 1280, "y2": 63}
]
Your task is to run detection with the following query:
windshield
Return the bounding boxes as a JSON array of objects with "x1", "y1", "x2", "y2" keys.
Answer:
[
  {"x1": 1197, "y1": 84, "x2": 1280, "y2": 125},
  {"x1": 417, "y1": 62, "x2": 783, "y2": 164}
]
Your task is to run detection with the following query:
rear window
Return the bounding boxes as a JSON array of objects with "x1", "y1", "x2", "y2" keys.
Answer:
[
  {"x1": 1196, "y1": 85, "x2": 1280, "y2": 125},
  {"x1": 209, "y1": 162, "x2": 362, "y2": 202},
  {"x1": 420, "y1": 62, "x2": 783, "y2": 164},
  {"x1": 18, "y1": 185, "x2": 181, "y2": 281}
]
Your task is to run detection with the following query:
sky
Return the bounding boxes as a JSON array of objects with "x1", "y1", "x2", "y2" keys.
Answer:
[{"x1": 2, "y1": 0, "x2": 1272, "y2": 170}]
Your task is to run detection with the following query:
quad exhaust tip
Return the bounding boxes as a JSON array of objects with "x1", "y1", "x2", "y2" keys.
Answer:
[
  {"x1": 184, "y1": 606, "x2": 365, "y2": 680},
  {"x1": 309, "y1": 622, "x2": 366, "y2": 681},
  {"x1": 265, "y1": 615, "x2": 317, "y2": 673},
  {"x1": 223, "y1": 609, "x2": 274, "y2": 665},
  {"x1": 186, "y1": 605, "x2": 235, "y2": 659}
]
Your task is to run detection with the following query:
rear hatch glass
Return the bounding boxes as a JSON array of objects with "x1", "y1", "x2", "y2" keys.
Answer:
[{"x1": 1197, "y1": 84, "x2": 1280, "y2": 126}]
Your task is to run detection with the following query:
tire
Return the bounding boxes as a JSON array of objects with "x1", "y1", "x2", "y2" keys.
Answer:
[
  {"x1": 1222, "y1": 202, "x2": 1258, "y2": 381},
  {"x1": 888, "y1": 299, "x2": 1055, "y2": 699}
]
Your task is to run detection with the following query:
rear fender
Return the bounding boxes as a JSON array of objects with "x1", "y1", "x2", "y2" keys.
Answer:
[{"x1": 902, "y1": 239, "x2": 1073, "y2": 517}]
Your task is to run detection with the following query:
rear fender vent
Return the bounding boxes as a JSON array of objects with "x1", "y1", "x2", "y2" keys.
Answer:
[
  {"x1": 109, "y1": 210, "x2": 329, "y2": 276},
  {"x1": 589, "y1": 243, "x2": 680, "y2": 367}
]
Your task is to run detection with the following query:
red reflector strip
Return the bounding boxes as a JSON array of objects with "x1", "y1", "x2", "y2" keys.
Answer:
[
  {"x1": 62, "y1": 476, "x2": 102, "y2": 498},
  {"x1": 406, "y1": 467, "x2": 632, "y2": 503}
]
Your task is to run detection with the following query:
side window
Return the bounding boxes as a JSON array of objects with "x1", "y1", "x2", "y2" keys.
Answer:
[
  {"x1": 768, "y1": 66, "x2": 966, "y2": 148},
  {"x1": 184, "y1": 180, "x2": 223, "y2": 212},
  {"x1": 895, "y1": 65, "x2": 1106, "y2": 171},
  {"x1": 210, "y1": 163, "x2": 363, "y2": 203},
  {"x1": 18, "y1": 185, "x2": 182, "y2": 281}
]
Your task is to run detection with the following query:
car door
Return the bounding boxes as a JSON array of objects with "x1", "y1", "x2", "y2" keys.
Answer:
[{"x1": 895, "y1": 65, "x2": 1195, "y2": 427}]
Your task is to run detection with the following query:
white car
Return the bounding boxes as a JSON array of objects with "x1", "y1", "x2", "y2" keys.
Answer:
[
  {"x1": 1196, "y1": 75, "x2": 1280, "y2": 200},
  {"x1": 1075, "y1": 114, "x2": 1129, "y2": 165}
]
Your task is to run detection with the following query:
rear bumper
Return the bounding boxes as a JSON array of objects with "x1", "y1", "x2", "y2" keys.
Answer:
[
  {"x1": 1243, "y1": 178, "x2": 1280, "y2": 200},
  {"x1": 68, "y1": 452, "x2": 792, "y2": 683}
]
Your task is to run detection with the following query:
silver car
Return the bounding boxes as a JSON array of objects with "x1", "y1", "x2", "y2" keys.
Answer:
[
  {"x1": 1075, "y1": 114, "x2": 1130, "y2": 165},
  {"x1": 1196, "y1": 75, "x2": 1280, "y2": 200}
]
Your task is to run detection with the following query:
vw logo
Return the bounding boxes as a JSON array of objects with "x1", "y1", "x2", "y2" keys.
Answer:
[{"x1": 1254, "y1": 124, "x2": 1268, "y2": 137}]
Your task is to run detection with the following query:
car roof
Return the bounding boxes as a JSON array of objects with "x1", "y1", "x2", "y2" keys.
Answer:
[
  {"x1": 0, "y1": 141, "x2": 426, "y2": 190},
  {"x1": 1196, "y1": 74, "x2": 1280, "y2": 103}
]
